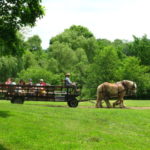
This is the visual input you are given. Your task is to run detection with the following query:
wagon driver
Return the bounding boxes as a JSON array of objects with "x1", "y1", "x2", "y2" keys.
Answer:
[{"x1": 65, "y1": 73, "x2": 76, "y2": 87}]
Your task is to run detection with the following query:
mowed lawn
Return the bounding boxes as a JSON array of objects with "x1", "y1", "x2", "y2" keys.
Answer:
[{"x1": 0, "y1": 100, "x2": 150, "y2": 150}]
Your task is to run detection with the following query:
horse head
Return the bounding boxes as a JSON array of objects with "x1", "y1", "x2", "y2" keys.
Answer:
[{"x1": 121, "y1": 80, "x2": 137, "y2": 96}]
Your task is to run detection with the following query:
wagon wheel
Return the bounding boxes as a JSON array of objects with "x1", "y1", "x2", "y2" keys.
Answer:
[{"x1": 67, "y1": 99, "x2": 78, "y2": 108}]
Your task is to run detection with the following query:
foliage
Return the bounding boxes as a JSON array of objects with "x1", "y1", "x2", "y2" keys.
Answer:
[
  {"x1": 49, "y1": 41, "x2": 78, "y2": 72},
  {"x1": 50, "y1": 25, "x2": 96, "y2": 63},
  {"x1": 22, "y1": 50, "x2": 37, "y2": 69},
  {"x1": 0, "y1": 31, "x2": 25, "y2": 56},
  {"x1": 0, "y1": 0, "x2": 44, "y2": 30},
  {"x1": 0, "y1": 0, "x2": 44, "y2": 56},
  {"x1": 18, "y1": 67, "x2": 61, "y2": 85},
  {"x1": 117, "y1": 57, "x2": 150, "y2": 97},
  {"x1": 124, "y1": 35, "x2": 150, "y2": 65},
  {"x1": 25, "y1": 35, "x2": 42, "y2": 52},
  {"x1": 0, "y1": 56, "x2": 18, "y2": 82}
]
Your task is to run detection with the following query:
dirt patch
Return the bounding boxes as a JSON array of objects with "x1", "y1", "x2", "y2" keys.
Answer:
[
  {"x1": 127, "y1": 107, "x2": 150, "y2": 110},
  {"x1": 78, "y1": 106, "x2": 150, "y2": 109}
]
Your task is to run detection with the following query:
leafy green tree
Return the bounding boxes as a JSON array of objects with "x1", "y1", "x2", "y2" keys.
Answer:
[
  {"x1": 93, "y1": 46, "x2": 120, "y2": 82},
  {"x1": 97, "y1": 39, "x2": 112, "y2": 50},
  {"x1": 124, "y1": 35, "x2": 150, "y2": 66},
  {"x1": 50, "y1": 25, "x2": 96, "y2": 63},
  {"x1": 0, "y1": 0, "x2": 44, "y2": 56},
  {"x1": 73, "y1": 48, "x2": 88, "y2": 84},
  {"x1": 112, "y1": 39, "x2": 127, "y2": 59},
  {"x1": 25, "y1": 35, "x2": 42, "y2": 52},
  {"x1": 0, "y1": 0, "x2": 44, "y2": 30},
  {"x1": 117, "y1": 56, "x2": 150, "y2": 97},
  {"x1": 49, "y1": 41, "x2": 77, "y2": 72},
  {"x1": 22, "y1": 50, "x2": 37, "y2": 69},
  {"x1": 0, "y1": 31, "x2": 25, "y2": 56},
  {"x1": 0, "y1": 56, "x2": 18, "y2": 81},
  {"x1": 46, "y1": 58, "x2": 59, "y2": 73},
  {"x1": 18, "y1": 67, "x2": 61, "y2": 85}
]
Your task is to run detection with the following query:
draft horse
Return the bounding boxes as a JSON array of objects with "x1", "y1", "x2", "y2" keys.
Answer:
[{"x1": 96, "y1": 80, "x2": 137, "y2": 108}]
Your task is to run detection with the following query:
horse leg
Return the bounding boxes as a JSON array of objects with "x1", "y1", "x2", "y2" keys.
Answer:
[
  {"x1": 96, "y1": 94, "x2": 103, "y2": 108},
  {"x1": 113, "y1": 99, "x2": 121, "y2": 108},
  {"x1": 96, "y1": 99, "x2": 103, "y2": 108},
  {"x1": 119, "y1": 99, "x2": 126, "y2": 108},
  {"x1": 104, "y1": 99, "x2": 111, "y2": 108}
]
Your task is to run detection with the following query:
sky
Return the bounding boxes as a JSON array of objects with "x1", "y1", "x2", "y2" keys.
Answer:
[{"x1": 26, "y1": 0, "x2": 150, "y2": 49}]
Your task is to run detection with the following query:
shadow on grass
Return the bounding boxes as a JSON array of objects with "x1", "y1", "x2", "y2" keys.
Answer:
[
  {"x1": 0, "y1": 144, "x2": 9, "y2": 150},
  {"x1": 0, "y1": 111, "x2": 11, "y2": 118},
  {"x1": 26, "y1": 104, "x2": 67, "y2": 108}
]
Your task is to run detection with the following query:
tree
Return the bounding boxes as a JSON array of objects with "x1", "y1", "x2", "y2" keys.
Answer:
[
  {"x1": 22, "y1": 50, "x2": 37, "y2": 69},
  {"x1": 48, "y1": 41, "x2": 78, "y2": 72},
  {"x1": 97, "y1": 39, "x2": 112, "y2": 50},
  {"x1": 0, "y1": 56, "x2": 18, "y2": 81},
  {"x1": 18, "y1": 67, "x2": 61, "y2": 85},
  {"x1": 49, "y1": 25, "x2": 96, "y2": 63},
  {"x1": 0, "y1": 31, "x2": 25, "y2": 56},
  {"x1": 124, "y1": 35, "x2": 150, "y2": 66},
  {"x1": 93, "y1": 46, "x2": 120, "y2": 83},
  {"x1": 0, "y1": 0, "x2": 44, "y2": 56},
  {"x1": 117, "y1": 56, "x2": 150, "y2": 98},
  {"x1": 73, "y1": 48, "x2": 88, "y2": 84},
  {"x1": 25, "y1": 35, "x2": 42, "y2": 52},
  {"x1": 0, "y1": 0, "x2": 44, "y2": 30}
]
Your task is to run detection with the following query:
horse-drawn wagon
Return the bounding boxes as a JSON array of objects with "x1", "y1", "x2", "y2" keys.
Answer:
[{"x1": 0, "y1": 84, "x2": 81, "y2": 107}]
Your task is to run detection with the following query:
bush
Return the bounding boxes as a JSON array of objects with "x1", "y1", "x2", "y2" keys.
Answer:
[{"x1": 18, "y1": 67, "x2": 62, "y2": 85}]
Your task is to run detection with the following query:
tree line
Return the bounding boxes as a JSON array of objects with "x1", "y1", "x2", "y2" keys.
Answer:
[{"x1": 0, "y1": 0, "x2": 149, "y2": 99}]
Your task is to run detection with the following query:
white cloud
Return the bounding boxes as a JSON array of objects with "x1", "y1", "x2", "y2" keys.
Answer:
[{"x1": 26, "y1": 0, "x2": 150, "y2": 49}]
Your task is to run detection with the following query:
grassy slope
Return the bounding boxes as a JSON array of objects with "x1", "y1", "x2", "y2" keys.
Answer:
[{"x1": 0, "y1": 100, "x2": 150, "y2": 150}]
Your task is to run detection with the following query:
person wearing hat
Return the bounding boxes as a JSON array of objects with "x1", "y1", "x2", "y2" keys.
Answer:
[
  {"x1": 65, "y1": 73, "x2": 76, "y2": 87},
  {"x1": 65, "y1": 73, "x2": 72, "y2": 86},
  {"x1": 40, "y1": 79, "x2": 46, "y2": 86}
]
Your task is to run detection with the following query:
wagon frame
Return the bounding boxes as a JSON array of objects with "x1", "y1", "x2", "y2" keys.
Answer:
[{"x1": 0, "y1": 84, "x2": 81, "y2": 107}]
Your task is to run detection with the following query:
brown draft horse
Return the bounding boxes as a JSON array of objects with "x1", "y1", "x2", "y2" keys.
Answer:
[{"x1": 96, "y1": 80, "x2": 137, "y2": 108}]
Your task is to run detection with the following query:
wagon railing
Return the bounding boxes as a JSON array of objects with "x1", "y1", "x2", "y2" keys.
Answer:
[{"x1": 0, "y1": 84, "x2": 80, "y2": 107}]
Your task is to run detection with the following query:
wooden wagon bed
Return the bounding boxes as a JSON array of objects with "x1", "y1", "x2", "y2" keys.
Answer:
[{"x1": 0, "y1": 84, "x2": 80, "y2": 107}]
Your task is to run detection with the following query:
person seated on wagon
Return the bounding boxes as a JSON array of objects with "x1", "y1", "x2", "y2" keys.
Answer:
[
  {"x1": 39, "y1": 79, "x2": 46, "y2": 86},
  {"x1": 39, "y1": 79, "x2": 47, "y2": 96},
  {"x1": 7, "y1": 78, "x2": 16, "y2": 95},
  {"x1": 11, "y1": 78, "x2": 16, "y2": 85},
  {"x1": 65, "y1": 73, "x2": 76, "y2": 86},
  {"x1": 19, "y1": 79, "x2": 26, "y2": 85},
  {"x1": 15, "y1": 79, "x2": 25, "y2": 95},
  {"x1": 27, "y1": 79, "x2": 33, "y2": 85},
  {"x1": 5, "y1": 78, "x2": 12, "y2": 85},
  {"x1": 64, "y1": 73, "x2": 78, "y2": 93}
]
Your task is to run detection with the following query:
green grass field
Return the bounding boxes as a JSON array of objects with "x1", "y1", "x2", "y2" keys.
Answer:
[{"x1": 0, "y1": 100, "x2": 150, "y2": 150}]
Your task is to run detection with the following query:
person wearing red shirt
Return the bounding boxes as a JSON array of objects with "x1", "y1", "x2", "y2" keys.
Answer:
[{"x1": 40, "y1": 79, "x2": 46, "y2": 86}]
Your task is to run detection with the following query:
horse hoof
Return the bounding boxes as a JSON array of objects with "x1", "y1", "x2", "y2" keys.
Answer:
[
  {"x1": 120, "y1": 106, "x2": 126, "y2": 108},
  {"x1": 107, "y1": 106, "x2": 111, "y2": 108}
]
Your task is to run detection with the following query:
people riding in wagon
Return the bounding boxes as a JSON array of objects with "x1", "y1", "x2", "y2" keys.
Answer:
[
  {"x1": 27, "y1": 79, "x2": 33, "y2": 85},
  {"x1": 5, "y1": 78, "x2": 12, "y2": 85},
  {"x1": 14, "y1": 79, "x2": 25, "y2": 96},
  {"x1": 19, "y1": 79, "x2": 26, "y2": 85},
  {"x1": 39, "y1": 79, "x2": 46, "y2": 86},
  {"x1": 39, "y1": 79, "x2": 46, "y2": 96}
]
